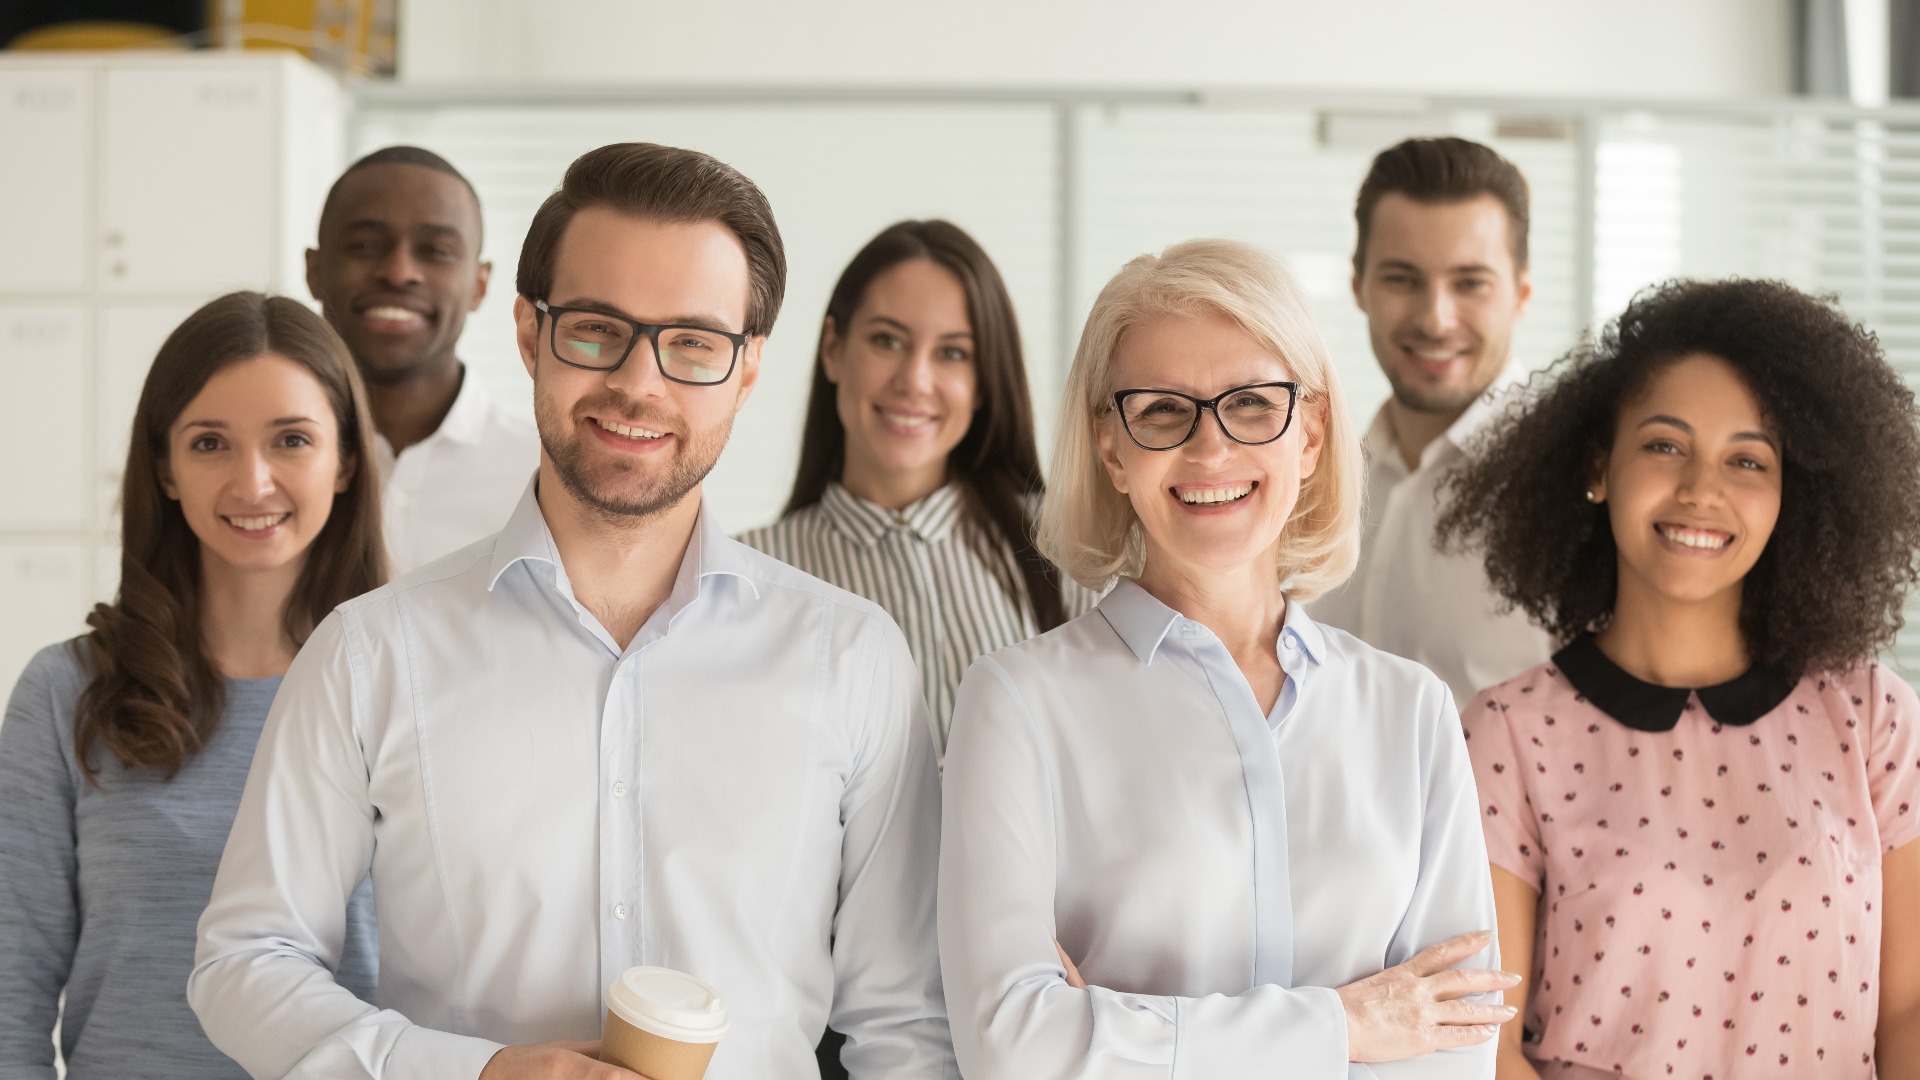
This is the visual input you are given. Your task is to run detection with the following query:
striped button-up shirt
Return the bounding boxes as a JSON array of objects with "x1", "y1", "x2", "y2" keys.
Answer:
[{"x1": 739, "y1": 483, "x2": 1094, "y2": 749}]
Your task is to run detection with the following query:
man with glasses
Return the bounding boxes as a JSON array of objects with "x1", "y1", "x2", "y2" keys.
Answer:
[
  {"x1": 191, "y1": 143, "x2": 954, "y2": 1080},
  {"x1": 1310, "y1": 136, "x2": 1551, "y2": 708}
]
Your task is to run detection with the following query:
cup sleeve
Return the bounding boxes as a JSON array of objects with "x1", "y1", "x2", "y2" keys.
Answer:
[{"x1": 1462, "y1": 687, "x2": 1547, "y2": 887}]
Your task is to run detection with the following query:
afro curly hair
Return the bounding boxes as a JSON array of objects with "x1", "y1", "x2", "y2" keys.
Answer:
[{"x1": 1437, "y1": 277, "x2": 1920, "y2": 681}]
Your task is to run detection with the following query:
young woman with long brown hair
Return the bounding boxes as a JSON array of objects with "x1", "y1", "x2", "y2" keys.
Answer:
[
  {"x1": 0, "y1": 292, "x2": 384, "y2": 1076},
  {"x1": 741, "y1": 220, "x2": 1090, "y2": 751}
]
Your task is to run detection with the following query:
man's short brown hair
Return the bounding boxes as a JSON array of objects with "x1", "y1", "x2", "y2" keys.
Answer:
[
  {"x1": 516, "y1": 142, "x2": 787, "y2": 337},
  {"x1": 1353, "y1": 137, "x2": 1530, "y2": 273}
]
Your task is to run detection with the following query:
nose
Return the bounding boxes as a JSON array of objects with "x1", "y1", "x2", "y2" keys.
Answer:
[
  {"x1": 1415, "y1": 282, "x2": 1458, "y2": 339},
  {"x1": 233, "y1": 446, "x2": 276, "y2": 502},
  {"x1": 1178, "y1": 405, "x2": 1237, "y2": 466},
  {"x1": 892, "y1": 347, "x2": 937, "y2": 395},
  {"x1": 377, "y1": 244, "x2": 424, "y2": 289},
  {"x1": 603, "y1": 334, "x2": 671, "y2": 401},
  {"x1": 1674, "y1": 453, "x2": 1722, "y2": 507}
]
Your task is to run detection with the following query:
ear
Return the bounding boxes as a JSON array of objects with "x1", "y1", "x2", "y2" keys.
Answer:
[
  {"x1": 304, "y1": 247, "x2": 321, "y2": 303},
  {"x1": 1350, "y1": 261, "x2": 1367, "y2": 314},
  {"x1": 1296, "y1": 395, "x2": 1328, "y2": 480},
  {"x1": 157, "y1": 456, "x2": 179, "y2": 501},
  {"x1": 471, "y1": 260, "x2": 493, "y2": 312},
  {"x1": 1513, "y1": 262, "x2": 1534, "y2": 319},
  {"x1": 1095, "y1": 413, "x2": 1131, "y2": 496},
  {"x1": 513, "y1": 295, "x2": 541, "y2": 380},
  {"x1": 1589, "y1": 447, "x2": 1610, "y2": 503},
  {"x1": 334, "y1": 450, "x2": 358, "y2": 495},
  {"x1": 735, "y1": 335, "x2": 764, "y2": 406},
  {"x1": 819, "y1": 316, "x2": 845, "y2": 385}
]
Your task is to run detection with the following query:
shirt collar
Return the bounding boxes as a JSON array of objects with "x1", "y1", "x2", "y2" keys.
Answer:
[
  {"x1": 1552, "y1": 634, "x2": 1795, "y2": 732},
  {"x1": 487, "y1": 480, "x2": 762, "y2": 604},
  {"x1": 819, "y1": 482, "x2": 964, "y2": 547},
  {"x1": 1362, "y1": 361, "x2": 1528, "y2": 476},
  {"x1": 1095, "y1": 577, "x2": 1328, "y2": 669},
  {"x1": 433, "y1": 365, "x2": 497, "y2": 446}
]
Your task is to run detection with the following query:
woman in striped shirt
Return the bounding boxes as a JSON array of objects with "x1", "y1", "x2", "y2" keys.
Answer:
[{"x1": 740, "y1": 220, "x2": 1088, "y2": 751}]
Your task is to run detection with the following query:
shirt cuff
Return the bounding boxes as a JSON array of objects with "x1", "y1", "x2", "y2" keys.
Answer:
[
  {"x1": 386, "y1": 1027, "x2": 508, "y2": 1080},
  {"x1": 1170, "y1": 984, "x2": 1347, "y2": 1080}
]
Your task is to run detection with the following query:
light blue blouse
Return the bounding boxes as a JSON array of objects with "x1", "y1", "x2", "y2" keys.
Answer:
[{"x1": 938, "y1": 579, "x2": 1498, "y2": 1079}]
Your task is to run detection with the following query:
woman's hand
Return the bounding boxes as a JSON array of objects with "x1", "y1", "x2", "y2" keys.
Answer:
[
  {"x1": 1336, "y1": 930, "x2": 1519, "y2": 1063},
  {"x1": 1054, "y1": 940, "x2": 1087, "y2": 988}
]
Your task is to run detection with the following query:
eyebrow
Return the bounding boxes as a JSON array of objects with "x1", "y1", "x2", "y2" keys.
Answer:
[
  {"x1": 557, "y1": 296, "x2": 738, "y2": 334},
  {"x1": 867, "y1": 315, "x2": 973, "y2": 340},
  {"x1": 180, "y1": 416, "x2": 318, "y2": 430},
  {"x1": 1373, "y1": 257, "x2": 1499, "y2": 275},
  {"x1": 1636, "y1": 414, "x2": 1778, "y2": 449}
]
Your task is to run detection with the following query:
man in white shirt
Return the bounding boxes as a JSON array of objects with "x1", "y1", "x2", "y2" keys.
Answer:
[
  {"x1": 308, "y1": 146, "x2": 539, "y2": 574},
  {"x1": 192, "y1": 143, "x2": 953, "y2": 1080},
  {"x1": 1311, "y1": 137, "x2": 1553, "y2": 707}
]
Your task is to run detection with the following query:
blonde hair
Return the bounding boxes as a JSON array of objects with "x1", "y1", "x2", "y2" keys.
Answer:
[{"x1": 1038, "y1": 238, "x2": 1361, "y2": 599}]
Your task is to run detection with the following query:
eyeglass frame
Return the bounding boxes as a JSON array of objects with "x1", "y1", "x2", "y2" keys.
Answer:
[
  {"x1": 531, "y1": 298, "x2": 749, "y2": 385},
  {"x1": 1110, "y1": 381, "x2": 1300, "y2": 451}
]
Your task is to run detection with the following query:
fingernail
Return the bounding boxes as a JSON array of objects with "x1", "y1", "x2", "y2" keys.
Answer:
[
  {"x1": 1503, "y1": 972, "x2": 1523, "y2": 984},
  {"x1": 1503, "y1": 1006, "x2": 1518, "y2": 1016}
]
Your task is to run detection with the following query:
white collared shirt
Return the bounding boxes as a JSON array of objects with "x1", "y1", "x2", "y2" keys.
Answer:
[
  {"x1": 938, "y1": 579, "x2": 1496, "y2": 1080},
  {"x1": 190, "y1": 485, "x2": 954, "y2": 1080},
  {"x1": 1310, "y1": 369, "x2": 1552, "y2": 706},
  {"x1": 374, "y1": 368, "x2": 540, "y2": 575}
]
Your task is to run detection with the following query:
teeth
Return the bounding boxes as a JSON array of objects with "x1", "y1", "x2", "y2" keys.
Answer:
[
  {"x1": 1659, "y1": 524, "x2": 1731, "y2": 550},
  {"x1": 1413, "y1": 349, "x2": 1457, "y2": 361},
  {"x1": 365, "y1": 306, "x2": 423, "y2": 323},
  {"x1": 596, "y1": 418, "x2": 665, "y2": 440},
  {"x1": 880, "y1": 411, "x2": 935, "y2": 429},
  {"x1": 1179, "y1": 483, "x2": 1254, "y2": 505},
  {"x1": 227, "y1": 513, "x2": 289, "y2": 531}
]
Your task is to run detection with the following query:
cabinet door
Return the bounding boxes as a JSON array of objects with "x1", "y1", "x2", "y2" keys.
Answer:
[
  {"x1": 0, "y1": 67, "x2": 93, "y2": 293},
  {"x1": 98, "y1": 303, "x2": 200, "y2": 526},
  {"x1": 0, "y1": 544, "x2": 92, "y2": 705},
  {"x1": 0, "y1": 306, "x2": 91, "y2": 529},
  {"x1": 99, "y1": 67, "x2": 278, "y2": 295}
]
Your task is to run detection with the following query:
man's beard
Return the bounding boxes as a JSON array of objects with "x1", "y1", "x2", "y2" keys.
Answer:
[
  {"x1": 536, "y1": 388, "x2": 731, "y2": 522},
  {"x1": 1384, "y1": 369, "x2": 1489, "y2": 417}
]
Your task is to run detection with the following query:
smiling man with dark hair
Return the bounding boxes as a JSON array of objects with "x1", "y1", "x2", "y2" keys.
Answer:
[{"x1": 307, "y1": 145, "x2": 539, "y2": 573}]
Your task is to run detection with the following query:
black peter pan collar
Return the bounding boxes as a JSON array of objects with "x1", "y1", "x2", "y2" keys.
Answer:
[{"x1": 1551, "y1": 634, "x2": 1796, "y2": 732}]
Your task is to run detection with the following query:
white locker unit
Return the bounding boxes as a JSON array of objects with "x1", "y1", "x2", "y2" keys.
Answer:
[{"x1": 0, "y1": 53, "x2": 346, "y2": 696}]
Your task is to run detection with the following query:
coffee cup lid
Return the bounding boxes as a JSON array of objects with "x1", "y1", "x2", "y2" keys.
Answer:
[{"x1": 607, "y1": 966, "x2": 730, "y2": 1044}]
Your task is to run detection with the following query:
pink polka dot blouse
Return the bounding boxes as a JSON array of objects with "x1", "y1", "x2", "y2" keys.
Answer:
[{"x1": 1464, "y1": 637, "x2": 1920, "y2": 1079}]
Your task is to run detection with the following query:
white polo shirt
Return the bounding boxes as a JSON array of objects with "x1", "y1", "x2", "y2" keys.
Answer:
[
  {"x1": 1310, "y1": 368, "x2": 1552, "y2": 706},
  {"x1": 373, "y1": 368, "x2": 539, "y2": 575}
]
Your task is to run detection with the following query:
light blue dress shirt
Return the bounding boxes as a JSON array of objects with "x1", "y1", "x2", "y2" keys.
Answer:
[
  {"x1": 190, "y1": 484, "x2": 954, "y2": 1080},
  {"x1": 937, "y1": 579, "x2": 1497, "y2": 1079}
]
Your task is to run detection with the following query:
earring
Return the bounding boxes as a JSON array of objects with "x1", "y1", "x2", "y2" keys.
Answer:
[{"x1": 1585, "y1": 490, "x2": 1601, "y2": 503}]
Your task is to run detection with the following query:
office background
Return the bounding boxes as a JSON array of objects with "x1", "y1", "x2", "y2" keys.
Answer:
[{"x1": 5, "y1": 0, "x2": 1914, "y2": 694}]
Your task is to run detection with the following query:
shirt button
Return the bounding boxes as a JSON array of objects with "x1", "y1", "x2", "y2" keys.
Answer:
[
  {"x1": 614, "y1": 903, "x2": 628, "y2": 920},
  {"x1": 612, "y1": 781, "x2": 627, "y2": 798}
]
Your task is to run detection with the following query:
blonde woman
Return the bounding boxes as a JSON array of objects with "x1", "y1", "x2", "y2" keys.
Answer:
[{"x1": 937, "y1": 239, "x2": 1511, "y2": 1078}]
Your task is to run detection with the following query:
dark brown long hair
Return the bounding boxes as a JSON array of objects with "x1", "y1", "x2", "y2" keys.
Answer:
[
  {"x1": 784, "y1": 220, "x2": 1066, "y2": 631},
  {"x1": 74, "y1": 292, "x2": 387, "y2": 781}
]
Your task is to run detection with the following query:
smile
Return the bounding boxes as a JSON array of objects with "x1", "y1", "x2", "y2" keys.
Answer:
[
  {"x1": 593, "y1": 417, "x2": 667, "y2": 441},
  {"x1": 223, "y1": 513, "x2": 289, "y2": 532},
  {"x1": 1656, "y1": 523, "x2": 1733, "y2": 550},
  {"x1": 363, "y1": 306, "x2": 427, "y2": 327},
  {"x1": 878, "y1": 409, "x2": 938, "y2": 431},
  {"x1": 1176, "y1": 482, "x2": 1256, "y2": 506}
]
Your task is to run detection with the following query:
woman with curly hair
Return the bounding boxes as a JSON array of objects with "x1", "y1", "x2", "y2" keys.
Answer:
[
  {"x1": 0, "y1": 293, "x2": 381, "y2": 1076},
  {"x1": 1438, "y1": 278, "x2": 1920, "y2": 1080}
]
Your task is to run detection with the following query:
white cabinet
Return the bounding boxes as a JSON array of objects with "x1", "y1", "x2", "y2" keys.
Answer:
[
  {"x1": 0, "y1": 305, "x2": 91, "y2": 529},
  {"x1": 0, "y1": 54, "x2": 345, "y2": 702},
  {"x1": 0, "y1": 66, "x2": 92, "y2": 293}
]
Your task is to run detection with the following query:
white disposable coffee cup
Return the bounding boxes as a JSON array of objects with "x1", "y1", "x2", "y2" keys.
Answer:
[{"x1": 602, "y1": 966, "x2": 730, "y2": 1080}]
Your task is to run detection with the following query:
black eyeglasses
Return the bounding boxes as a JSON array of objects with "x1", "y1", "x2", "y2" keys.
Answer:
[
  {"x1": 1112, "y1": 381, "x2": 1299, "y2": 451},
  {"x1": 533, "y1": 299, "x2": 747, "y2": 386}
]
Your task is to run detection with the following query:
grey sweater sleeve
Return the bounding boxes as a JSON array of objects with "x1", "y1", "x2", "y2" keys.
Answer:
[{"x1": 0, "y1": 645, "x2": 85, "y2": 1079}]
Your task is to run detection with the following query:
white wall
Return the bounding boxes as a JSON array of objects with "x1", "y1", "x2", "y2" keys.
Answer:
[{"x1": 398, "y1": 0, "x2": 1792, "y2": 101}]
